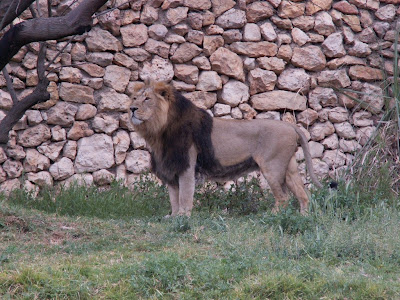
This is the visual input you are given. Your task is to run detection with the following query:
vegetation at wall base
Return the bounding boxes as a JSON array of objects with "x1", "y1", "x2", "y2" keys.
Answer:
[{"x1": 1, "y1": 173, "x2": 400, "y2": 299}]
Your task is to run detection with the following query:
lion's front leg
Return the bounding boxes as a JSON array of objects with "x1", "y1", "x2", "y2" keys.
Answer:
[{"x1": 177, "y1": 146, "x2": 197, "y2": 217}]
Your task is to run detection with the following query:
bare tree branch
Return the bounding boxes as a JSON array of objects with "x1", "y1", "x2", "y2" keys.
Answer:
[
  {"x1": 0, "y1": 0, "x2": 36, "y2": 30},
  {"x1": 0, "y1": 0, "x2": 108, "y2": 71},
  {"x1": 2, "y1": 68, "x2": 18, "y2": 104},
  {"x1": 0, "y1": 77, "x2": 50, "y2": 144}
]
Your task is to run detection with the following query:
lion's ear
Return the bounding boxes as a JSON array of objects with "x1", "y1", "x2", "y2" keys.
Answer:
[
  {"x1": 132, "y1": 82, "x2": 145, "y2": 93},
  {"x1": 154, "y1": 82, "x2": 174, "y2": 101}
]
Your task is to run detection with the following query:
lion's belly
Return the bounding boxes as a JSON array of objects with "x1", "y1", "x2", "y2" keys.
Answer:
[{"x1": 196, "y1": 157, "x2": 259, "y2": 181}]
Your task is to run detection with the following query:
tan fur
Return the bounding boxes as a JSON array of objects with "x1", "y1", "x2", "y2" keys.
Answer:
[{"x1": 129, "y1": 81, "x2": 322, "y2": 216}]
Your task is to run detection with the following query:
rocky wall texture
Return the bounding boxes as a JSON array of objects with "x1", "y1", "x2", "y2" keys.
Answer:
[{"x1": 0, "y1": 0, "x2": 398, "y2": 194}]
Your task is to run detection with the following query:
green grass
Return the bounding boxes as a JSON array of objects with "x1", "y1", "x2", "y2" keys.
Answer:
[{"x1": 1, "y1": 177, "x2": 400, "y2": 299}]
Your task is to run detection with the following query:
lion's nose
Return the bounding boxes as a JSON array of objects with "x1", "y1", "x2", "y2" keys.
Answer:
[{"x1": 131, "y1": 107, "x2": 138, "y2": 113}]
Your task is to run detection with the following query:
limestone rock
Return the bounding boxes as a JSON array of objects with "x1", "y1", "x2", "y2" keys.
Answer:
[
  {"x1": 322, "y1": 150, "x2": 347, "y2": 167},
  {"x1": 220, "y1": 80, "x2": 249, "y2": 107},
  {"x1": 0, "y1": 148, "x2": 7, "y2": 164},
  {"x1": 260, "y1": 22, "x2": 277, "y2": 42},
  {"x1": 46, "y1": 102, "x2": 78, "y2": 126},
  {"x1": 75, "y1": 134, "x2": 115, "y2": 173},
  {"x1": 93, "y1": 169, "x2": 115, "y2": 185},
  {"x1": 104, "y1": 65, "x2": 131, "y2": 93},
  {"x1": 314, "y1": 12, "x2": 335, "y2": 36},
  {"x1": 322, "y1": 134, "x2": 339, "y2": 149},
  {"x1": 59, "y1": 67, "x2": 82, "y2": 83},
  {"x1": 342, "y1": 15, "x2": 362, "y2": 32},
  {"x1": 352, "y1": 111, "x2": 373, "y2": 127},
  {"x1": 120, "y1": 24, "x2": 148, "y2": 47},
  {"x1": 125, "y1": 150, "x2": 151, "y2": 173},
  {"x1": 306, "y1": 0, "x2": 332, "y2": 15},
  {"x1": 23, "y1": 149, "x2": 50, "y2": 172},
  {"x1": 97, "y1": 88, "x2": 131, "y2": 112},
  {"x1": 257, "y1": 57, "x2": 286, "y2": 74},
  {"x1": 67, "y1": 121, "x2": 94, "y2": 140},
  {"x1": 0, "y1": 90, "x2": 12, "y2": 110},
  {"x1": 317, "y1": 70, "x2": 351, "y2": 88},
  {"x1": 38, "y1": 141, "x2": 66, "y2": 161},
  {"x1": 18, "y1": 124, "x2": 51, "y2": 147},
  {"x1": 250, "y1": 91, "x2": 307, "y2": 111},
  {"x1": 356, "y1": 126, "x2": 375, "y2": 146},
  {"x1": 348, "y1": 40, "x2": 371, "y2": 57},
  {"x1": 229, "y1": 42, "x2": 278, "y2": 58},
  {"x1": 196, "y1": 71, "x2": 222, "y2": 91},
  {"x1": 49, "y1": 157, "x2": 74, "y2": 180},
  {"x1": 215, "y1": 9, "x2": 247, "y2": 29},
  {"x1": 148, "y1": 24, "x2": 168, "y2": 40},
  {"x1": 201, "y1": 36, "x2": 222, "y2": 56},
  {"x1": 113, "y1": 130, "x2": 130, "y2": 164},
  {"x1": 0, "y1": 179, "x2": 21, "y2": 195},
  {"x1": 6, "y1": 146, "x2": 26, "y2": 161},
  {"x1": 246, "y1": 1, "x2": 274, "y2": 22},
  {"x1": 211, "y1": 0, "x2": 235, "y2": 16},
  {"x1": 349, "y1": 66, "x2": 383, "y2": 81},
  {"x1": 130, "y1": 132, "x2": 147, "y2": 149},
  {"x1": 334, "y1": 122, "x2": 356, "y2": 139},
  {"x1": 292, "y1": 28, "x2": 311, "y2": 46},
  {"x1": 249, "y1": 68, "x2": 277, "y2": 95},
  {"x1": 25, "y1": 110, "x2": 43, "y2": 125},
  {"x1": 375, "y1": 4, "x2": 396, "y2": 21},
  {"x1": 76, "y1": 104, "x2": 97, "y2": 120},
  {"x1": 213, "y1": 103, "x2": 231, "y2": 116},
  {"x1": 79, "y1": 63, "x2": 105, "y2": 77},
  {"x1": 59, "y1": 82, "x2": 95, "y2": 104},
  {"x1": 61, "y1": 174, "x2": 94, "y2": 188},
  {"x1": 183, "y1": 91, "x2": 217, "y2": 109},
  {"x1": 322, "y1": 32, "x2": 346, "y2": 58},
  {"x1": 170, "y1": 43, "x2": 202, "y2": 63},
  {"x1": 328, "y1": 107, "x2": 349, "y2": 123},
  {"x1": 3, "y1": 160, "x2": 23, "y2": 178},
  {"x1": 174, "y1": 64, "x2": 199, "y2": 84},
  {"x1": 140, "y1": 56, "x2": 174, "y2": 82},
  {"x1": 333, "y1": 1, "x2": 358, "y2": 14},
  {"x1": 144, "y1": 38, "x2": 170, "y2": 58},
  {"x1": 92, "y1": 114, "x2": 118, "y2": 135},
  {"x1": 360, "y1": 83, "x2": 383, "y2": 114},
  {"x1": 291, "y1": 46, "x2": 326, "y2": 71},
  {"x1": 297, "y1": 108, "x2": 318, "y2": 126},
  {"x1": 309, "y1": 87, "x2": 338, "y2": 110},
  {"x1": 210, "y1": 48, "x2": 245, "y2": 82},
  {"x1": 242, "y1": 25, "x2": 261, "y2": 44},
  {"x1": 339, "y1": 139, "x2": 361, "y2": 153},
  {"x1": 278, "y1": 1, "x2": 305, "y2": 18},
  {"x1": 63, "y1": 141, "x2": 77, "y2": 160},
  {"x1": 309, "y1": 121, "x2": 335, "y2": 141},
  {"x1": 163, "y1": 7, "x2": 189, "y2": 26},
  {"x1": 277, "y1": 68, "x2": 310, "y2": 93},
  {"x1": 86, "y1": 27, "x2": 121, "y2": 52}
]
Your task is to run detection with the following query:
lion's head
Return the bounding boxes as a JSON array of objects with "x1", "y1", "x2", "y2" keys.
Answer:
[{"x1": 129, "y1": 81, "x2": 174, "y2": 134}]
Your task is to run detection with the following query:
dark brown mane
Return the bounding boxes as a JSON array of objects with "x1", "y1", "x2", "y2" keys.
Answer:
[{"x1": 150, "y1": 88, "x2": 218, "y2": 186}]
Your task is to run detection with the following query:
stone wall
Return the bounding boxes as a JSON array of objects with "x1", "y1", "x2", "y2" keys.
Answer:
[{"x1": 0, "y1": 0, "x2": 398, "y2": 194}]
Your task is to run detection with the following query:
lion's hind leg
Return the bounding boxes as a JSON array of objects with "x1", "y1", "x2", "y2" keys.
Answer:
[
  {"x1": 285, "y1": 156, "x2": 310, "y2": 215},
  {"x1": 256, "y1": 159, "x2": 290, "y2": 214},
  {"x1": 168, "y1": 184, "x2": 180, "y2": 217}
]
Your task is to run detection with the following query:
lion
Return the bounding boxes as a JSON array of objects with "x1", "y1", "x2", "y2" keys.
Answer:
[{"x1": 128, "y1": 80, "x2": 322, "y2": 216}]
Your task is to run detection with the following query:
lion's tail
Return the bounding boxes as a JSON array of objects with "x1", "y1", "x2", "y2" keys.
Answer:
[{"x1": 293, "y1": 126, "x2": 323, "y2": 189}]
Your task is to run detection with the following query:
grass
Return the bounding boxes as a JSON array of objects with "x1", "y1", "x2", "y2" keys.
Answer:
[{"x1": 1, "y1": 176, "x2": 400, "y2": 299}]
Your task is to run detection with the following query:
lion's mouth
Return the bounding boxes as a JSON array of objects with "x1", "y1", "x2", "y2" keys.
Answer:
[{"x1": 131, "y1": 109, "x2": 143, "y2": 125}]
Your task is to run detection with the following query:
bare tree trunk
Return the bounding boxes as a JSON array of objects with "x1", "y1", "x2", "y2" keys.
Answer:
[{"x1": 0, "y1": 0, "x2": 108, "y2": 71}]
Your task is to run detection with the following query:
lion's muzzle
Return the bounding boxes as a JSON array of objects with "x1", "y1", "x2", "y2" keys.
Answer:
[{"x1": 130, "y1": 107, "x2": 143, "y2": 125}]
